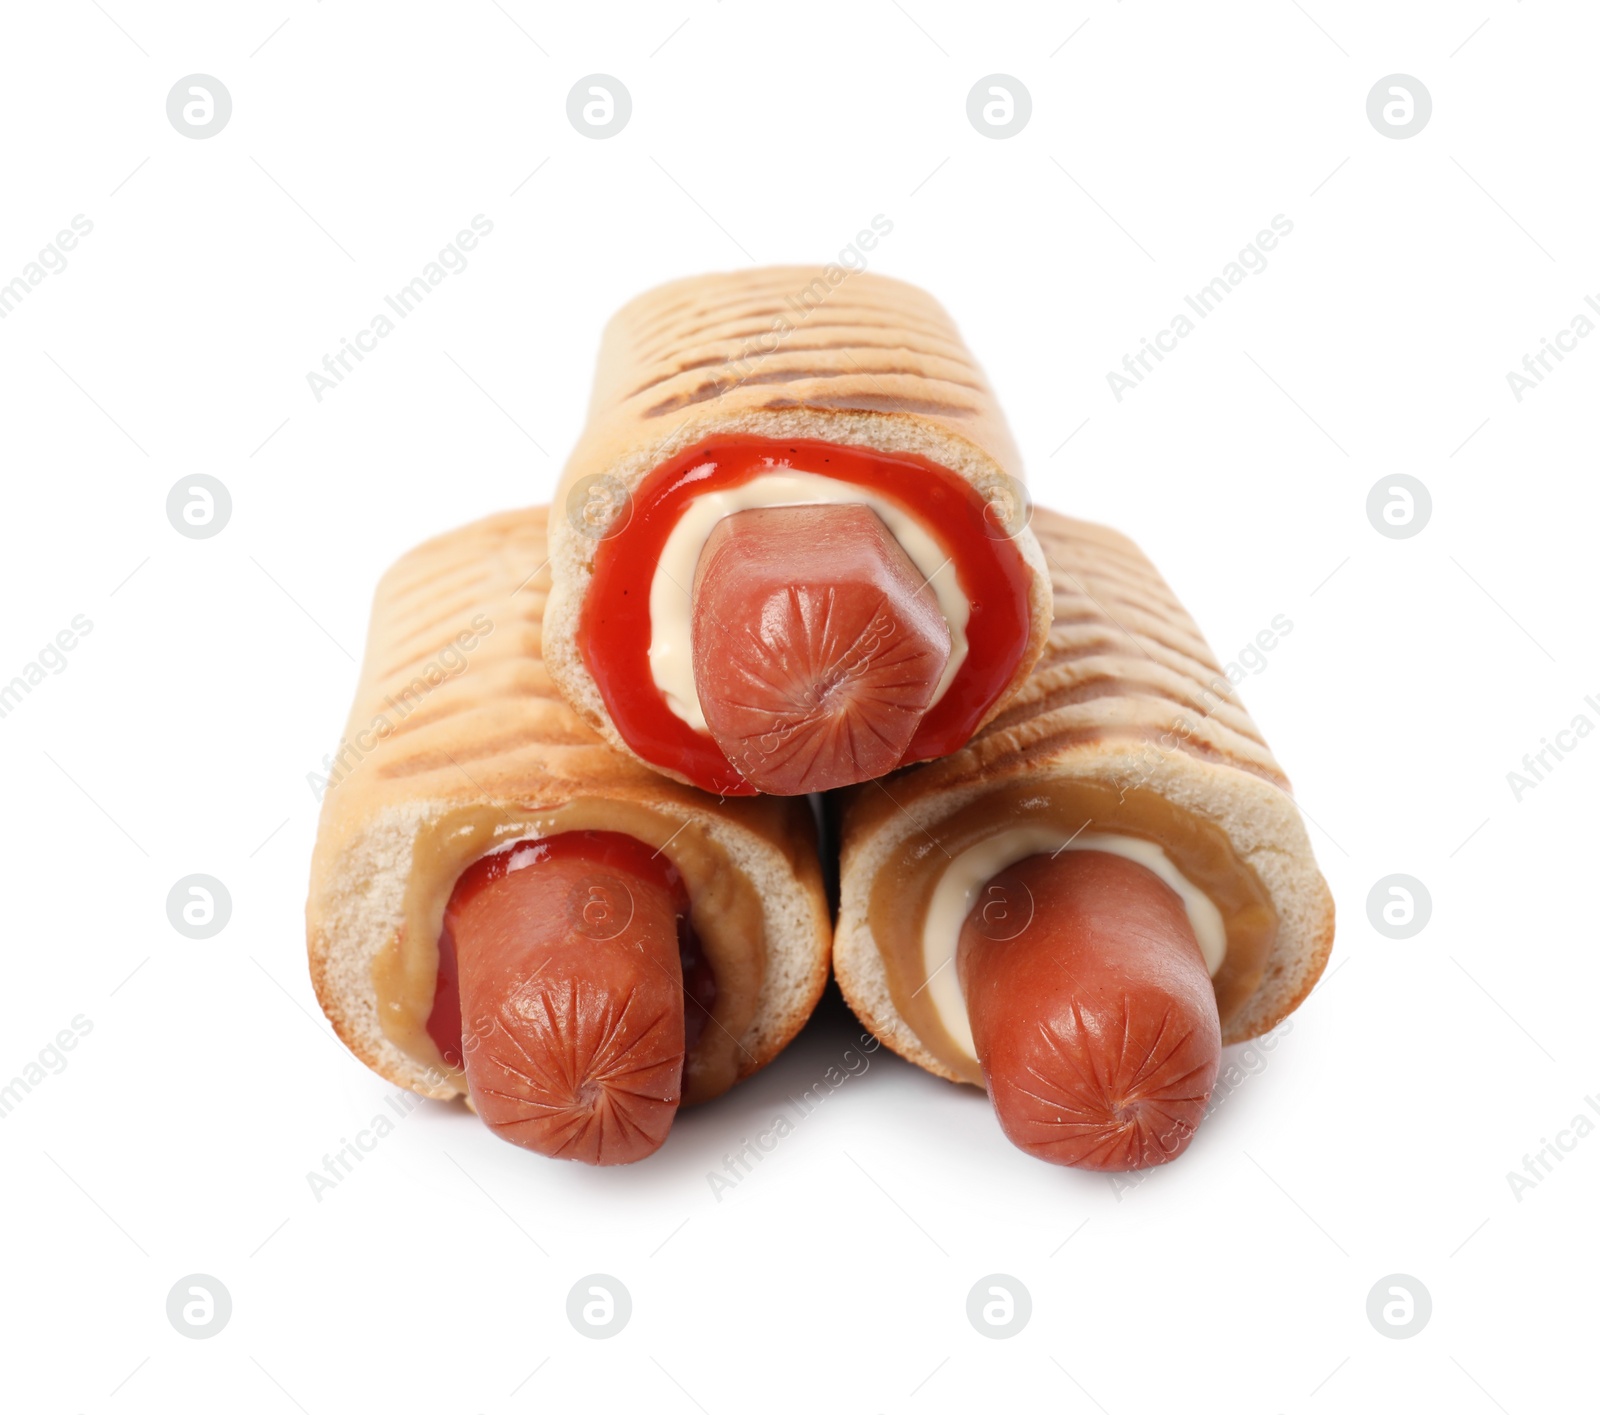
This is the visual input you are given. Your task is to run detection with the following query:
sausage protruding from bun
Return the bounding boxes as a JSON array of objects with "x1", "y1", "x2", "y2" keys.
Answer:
[
  {"x1": 691, "y1": 504, "x2": 952, "y2": 794},
  {"x1": 957, "y1": 850, "x2": 1222, "y2": 1171},
  {"x1": 444, "y1": 840, "x2": 687, "y2": 1166}
]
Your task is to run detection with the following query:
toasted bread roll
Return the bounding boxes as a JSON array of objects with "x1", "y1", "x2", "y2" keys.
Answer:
[
  {"x1": 833, "y1": 508, "x2": 1334, "y2": 1161},
  {"x1": 306, "y1": 508, "x2": 831, "y2": 1145},
  {"x1": 544, "y1": 267, "x2": 1053, "y2": 796}
]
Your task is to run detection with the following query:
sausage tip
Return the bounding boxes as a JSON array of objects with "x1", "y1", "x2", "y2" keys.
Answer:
[
  {"x1": 690, "y1": 504, "x2": 951, "y2": 794},
  {"x1": 448, "y1": 845, "x2": 688, "y2": 1166},
  {"x1": 958, "y1": 850, "x2": 1223, "y2": 1173},
  {"x1": 472, "y1": 975, "x2": 684, "y2": 1165}
]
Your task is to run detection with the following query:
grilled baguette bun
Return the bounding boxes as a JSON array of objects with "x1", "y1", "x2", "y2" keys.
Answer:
[
  {"x1": 544, "y1": 266, "x2": 1054, "y2": 784},
  {"x1": 306, "y1": 507, "x2": 830, "y2": 1101},
  {"x1": 834, "y1": 508, "x2": 1335, "y2": 1082}
]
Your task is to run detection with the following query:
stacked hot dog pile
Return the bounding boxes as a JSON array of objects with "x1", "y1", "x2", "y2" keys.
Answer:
[{"x1": 307, "y1": 268, "x2": 1334, "y2": 1171}]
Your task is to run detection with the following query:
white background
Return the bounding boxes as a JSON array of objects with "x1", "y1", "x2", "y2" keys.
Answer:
[{"x1": 1, "y1": 1, "x2": 1594, "y2": 1410}]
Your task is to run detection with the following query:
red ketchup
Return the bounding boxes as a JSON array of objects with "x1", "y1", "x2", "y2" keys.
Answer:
[
  {"x1": 425, "y1": 830, "x2": 716, "y2": 1071},
  {"x1": 578, "y1": 436, "x2": 1035, "y2": 794}
]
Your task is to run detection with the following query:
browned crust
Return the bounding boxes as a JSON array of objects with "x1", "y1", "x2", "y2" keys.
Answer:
[
  {"x1": 544, "y1": 267, "x2": 1054, "y2": 788},
  {"x1": 834, "y1": 507, "x2": 1335, "y2": 1075},
  {"x1": 306, "y1": 507, "x2": 830, "y2": 1100},
  {"x1": 842, "y1": 512, "x2": 1298, "y2": 836}
]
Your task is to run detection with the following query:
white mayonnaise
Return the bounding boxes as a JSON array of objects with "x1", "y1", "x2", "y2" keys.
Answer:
[
  {"x1": 920, "y1": 828, "x2": 1227, "y2": 1061},
  {"x1": 647, "y1": 469, "x2": 970, "y2": 732}
]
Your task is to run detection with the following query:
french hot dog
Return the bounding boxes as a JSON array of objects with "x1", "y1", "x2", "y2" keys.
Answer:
[
  {"x1": 958, "y1": 850, "x2": 1221, "y2": 1170},
  {"x1": 306, "y1": 508, "x2": 831, "y2": 1164},
  {"x1": 544, "y1": 267, "x2": 1054, "y2": 796},
  {"x1": 833, "y1": 508, "x2": 1335, "y2": 1172}
]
